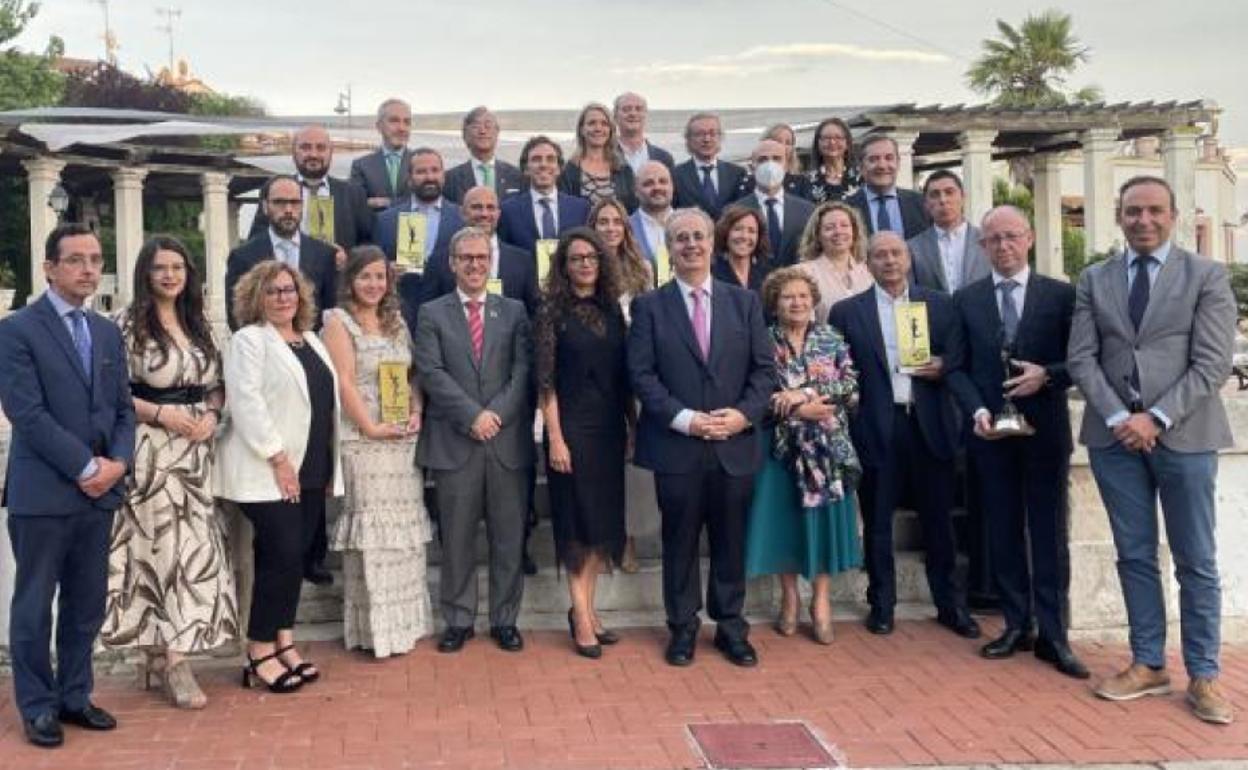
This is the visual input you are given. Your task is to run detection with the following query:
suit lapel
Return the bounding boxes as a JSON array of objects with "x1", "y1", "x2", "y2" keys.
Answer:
[
  {"x1": 923, "y1": 230, "x2": 949, "y2": 292},
  {"x1": 707, "y1": 283, "x2": 731, "y2": 369},
  {"x1": 631, "y1": 213, "x2": 655, "y2": 262},
  {"x1": 716, "y1": 164, "x2": 734, "y2": 206},
  {"x1": 857, "y1": 289, "x2": 889, "y2": 374},
  {"x1": 1138, "y1": 249, "x2": 1183, "y2": 338},
  {"x1": 1102, "y1": 254, "x2": 1132, "y2": 335},
  {"x1": 480, "y1": 294, "x2": 502, "y2": 370},
  {"x1": 443, "y1": 295, "x2": 479, "y2": 372},
  {"x1": 265, "y1": 324, "x2": 310, "y2": 402},
  {"x1": 35, "y1": 296, "x2": 92, "y2": 387},
  {"x1": 663, "y1": 282, "x2": 705, "y2": 366}
]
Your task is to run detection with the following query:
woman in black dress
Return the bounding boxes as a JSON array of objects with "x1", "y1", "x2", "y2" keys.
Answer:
[{"x1": 536, "y1": 227, "x2": 631, "y2": 659}]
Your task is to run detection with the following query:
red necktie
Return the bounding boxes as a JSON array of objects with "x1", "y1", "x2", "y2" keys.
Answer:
[{"x1": 467, "y1": 300, "x2": 484, "y2": 361}]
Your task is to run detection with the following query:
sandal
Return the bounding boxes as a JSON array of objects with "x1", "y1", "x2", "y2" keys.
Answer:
[
  {"x1": 276, "y1": 644, "x2": 320, "y2": 684},
  {"x1": 241, "y1": 650, "x2": 302, "y2": 694}
]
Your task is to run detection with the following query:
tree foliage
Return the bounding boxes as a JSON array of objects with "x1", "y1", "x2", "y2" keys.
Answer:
[
  {"x1": 189, "y1": 92, "x2": 266, "y2": 118},
  {"x1": 967, "y1": 10, "x2": 1102, "y2": 109},
  {"x1": 61, "y1": 61, "x2": 191, "y2": 112},
  {"x1": 0, "y1": 0, "x2": 64, "y2": 110}
]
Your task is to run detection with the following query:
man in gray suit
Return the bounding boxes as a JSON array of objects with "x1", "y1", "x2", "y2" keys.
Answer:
[
  {"x1": 908, "y1": 170, "x2": 990, "y2": 293},
  {"x1": 414, "y1": 227, "x2": 534, "y2": 654},
  {"x1": 1068, "y1": 175, "x2": 1235, "y2": 725},
  {"x1": 350, "y1": 98, "x2": 414, "y2": 211},
  {"x1": 736, "y1": 139, "x2": 814, "y2": 267},
  {"x1": 442, "y1": 106, "x2": 525, "y2": 204}
]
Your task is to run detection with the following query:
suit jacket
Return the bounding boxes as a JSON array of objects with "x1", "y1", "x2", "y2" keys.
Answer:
[
  {"x1": 557, "y1": 160, "x2": 639, "y2": 212},
  {"x1": 908, "y1": 224, "x2": 991, "y2": 293},
  {"x1": 737, "y1": 192, "x2": 815, "y2": 267},
  {"x1": 627, "y1": 279, "x2": 776, "y2": 476},
  {"x1": 947, "y1": 274, "x2": 1075, "y2": 455},
  {"x1": 350, "y1": 147, "x2": 413, "y2": 207},
  {"x1": 225, "y1": 233, "x2": 338, "y2": 331},
  {"x1": 643, "y1": 140, "x2": 674, "y2": 170},
  {"x1": 826, "y1": 285, "x2": 961, "y2": 467},
  {"x1": 443, "y1": 158, "x2": 525, "y2": 204},
  {"x1": 214, "y1": 323, "x2": 344, "y2": 502},
  {"x1": 373, "y1": 197, "x2": 464, "y2": 265},
  {"x1": 1067, "y1": 246, "x2": 1235, "y2": 451},
  {"x1": 497, "y1": 191, "x2": 591, "y2": 256},
  {"x1": 846, "y1": 186, "x2": 931, "y2": 239},
  {"x1": 250, "y1": 176, "x2": 372, "y2": 250},
  {"x1": 414, "y1": 292, "x2": 534, "y2": 471},
  {"x1": 0, "y1": 294, "x2": 136, "y2": 516},
  {"x1": 672, "y1": 158, "x2": 747, "y2": 219},
  {"x1": 629, "y1": 209, "x2": 662, "y2": 276},
  {"x1": 422, "y1": 240, "x2": 539, "y2": 317}
]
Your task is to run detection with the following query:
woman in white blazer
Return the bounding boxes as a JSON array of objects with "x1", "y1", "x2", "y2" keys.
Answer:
[{"x1": 217, "y1": 260, "x2": 342, "y2": 694}]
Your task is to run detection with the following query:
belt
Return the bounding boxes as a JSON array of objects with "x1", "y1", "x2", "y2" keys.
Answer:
[
  {"x1": 129, "y1": 383, "x2": 207, "y2": 405},
  {"x1": 892, "y1": 402, "x2": 914, "y2": 416}
]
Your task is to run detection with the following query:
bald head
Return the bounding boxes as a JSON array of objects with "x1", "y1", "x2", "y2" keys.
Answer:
[
  {"x1": 292, "y1": 124, "x2": 332, "y2": 180},
  {"x1": 979, "y1": 205, "x2": 1033, "y2": 278},
  {"x1": 635, "y1": 160, "x2": 673, "y2": 214},
  {"x1": 461, "y1": 185, "x2": 501, "y2": 235},
  {"x1": 866, "y1": 231, "x2": 911, "y2": 295}
]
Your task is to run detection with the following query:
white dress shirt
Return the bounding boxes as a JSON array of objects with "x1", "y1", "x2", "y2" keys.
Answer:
[
  {"x1": 936, "y1": 220, "x2": 969, "y2": 291},
  {"x1": 471, "y1": 157, "x2": 497, "y2": 187},
  {"x1": 992, "y1": 265, "x2": 1029, "y2": 319},
  {"x1": 529, "y1": 188, "x2": 558, "y2": 234},
  {"x1": 755, "y1": 189, "x2": 785, "y2": 229},
  {"x1": 874, "y1": 284, "x2": 912, "y2": 405},
  {"x1": 670, "y1": 274, "x2": 713, "y2": 435},
  {"x1": 694, "y1": 158, "x2": 720, "y2": 193},
  {"x1": 639, "y1": 209, "x2": 669, "y2": 259},
  {"x1": 619, "y1": 140, "x2": 649, "y2": 174}
]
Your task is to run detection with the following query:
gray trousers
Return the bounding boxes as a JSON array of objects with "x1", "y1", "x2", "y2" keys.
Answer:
[{"x1": 433, "y1": 445, "x2": 528, "y2": 629}]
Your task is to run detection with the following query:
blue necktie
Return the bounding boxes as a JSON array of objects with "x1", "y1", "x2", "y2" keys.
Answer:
[
  {"x1": 765, "y1": 198, "x2": 782, "y2": 261},
  {"x1": 997, "y1": 279, "x2": 1019, "y2": 345},
  {"x1": 69, "y1": 309, "x2": 92, "y2": 380},
  {"x1": 1128, "y1": 254, "x2": 1153, "y2": 332},
  {"x1": 875, "y1": 194, "x2": 894, "y2": 233},
  {"x1": 538, "y1": 197, "x2": 556, "y2": 240},
  {"x1": 700, "y1": 165, "x2": 717, "y2": 211}
]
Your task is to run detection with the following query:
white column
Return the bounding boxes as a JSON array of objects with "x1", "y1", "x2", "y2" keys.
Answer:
[
  {"x1": 1081, "y1": 128, "x2": 1119, "y2": 256},
  {"x1": 958, "y1": 129, "x2": 998, "y2": 230},
  {"x1": 889, "y1": 130, "x2": 920, "y2": 190},
  {"x1": 23, "y1": 157, "x2": 66, "y2": 297},
  {"x1": 1162, "y1": 127, "x2": 1200, "y2": 251},
  {"x1": 111, "y1": 167, "x2": 148, "y2": 306},
  {"x1": 1032, "y1": 153, "x2": 1066, "y2": 280},
  {"x1": 201, "y1": 172, "x2": 232, "y2": 330},
  {"x1": 227, "y1": 200, "x2": 242, "y2": 248}
]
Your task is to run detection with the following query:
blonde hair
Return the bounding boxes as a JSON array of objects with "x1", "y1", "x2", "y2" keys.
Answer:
[
  {"x1": 231, "y1": 260, "x2": 317, "y2": 332},
  {"x1": 763, "y1": 122, "x2": 802, "y2": 175},
  {"x1": 798, "y1": 201, "x2": 867, "y2": 264}
]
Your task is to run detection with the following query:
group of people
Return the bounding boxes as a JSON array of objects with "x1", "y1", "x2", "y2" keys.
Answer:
[{"x1": 0, "y1": 92, "x2": 1236, "y2": 750}]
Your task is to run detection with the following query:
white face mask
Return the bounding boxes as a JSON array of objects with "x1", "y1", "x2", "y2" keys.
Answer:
[{"x1": 754, "y1": 160, "x2": 785, "y2": 190}]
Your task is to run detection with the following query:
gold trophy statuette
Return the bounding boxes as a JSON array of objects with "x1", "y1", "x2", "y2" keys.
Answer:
[{"x1": 989, "y1": 336, "x2": 1035, "y2": 438}]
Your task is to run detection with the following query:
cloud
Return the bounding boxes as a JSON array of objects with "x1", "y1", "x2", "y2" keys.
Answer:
[{"x1": 613, "y1": 41, "x2": 949, "y2": 80}]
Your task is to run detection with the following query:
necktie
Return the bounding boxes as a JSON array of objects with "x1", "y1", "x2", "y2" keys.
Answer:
[
  {"x1": 538, "y1": 197, "x2": 557, "y2": 240},
  {"x1": 69, "y1": 309, "x2": 92, "y2": 379},
  {"x1": 278, "y1": 240, "x2": 297, "y2": 267},
  {"x1": 700, "y1": 165, "x2": 717, "y2": 209},
  {"x1": 690, "y1": 289, "x2": 709, "y2": 361},
  {"x1": 997, "y1": 279, "x2": 1019, "y2": 346},
  {"x1": 765, "y1": 198, "x2": 782, "y2": 261},
  {"x1": 1128, "y1": 254, "x2": 1154, "y2": 332},
  {"x1": 385, "y1": 153, "x2": 400, "y2": 193},
  {"x1": 875, "y1": 194, "x2": 894, "y2": 233},
  {"x1": 481, "y1": 163, "x2": 494, "y2": 189},
  {"x1": 466, "y1": 300, "x2": 484, "y2": 362}
]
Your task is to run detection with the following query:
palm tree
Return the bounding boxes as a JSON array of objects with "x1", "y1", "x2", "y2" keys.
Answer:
[{"x1": 967, "y1": 10, "x2": 1102, "y2": 108}]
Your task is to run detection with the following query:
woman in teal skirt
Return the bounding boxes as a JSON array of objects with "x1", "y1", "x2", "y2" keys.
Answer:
[{"x1": 746, "y1": 266, "x2": 862, "y2": 645}]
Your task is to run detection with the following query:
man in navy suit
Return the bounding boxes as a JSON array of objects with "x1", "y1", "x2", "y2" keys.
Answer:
[
  {"x1": 497, "y1": 135, "x2": 590, "y2": 259},
  {"x1": 946, "y1": 205, "x2": 1087, "y2": 679},
  {"x1": 350, "y1": 97, "x2": 413, "y2": 211},
  {"x1": 628, "y1": 208, "x2": 775, "y2": 668},
  {"x1": 827, "y1": 231, "x2": 978, "y2": 639},
  {"x1": 735, "y1": 139, "x2": 815, "y2": 267},
  {"x1": 672, "y1": 113, "x2": 747, "y2": 219},
  {"x1": 442, "y1": 107, "x2": 525, "y2": 204},
  {"x1": 0, "y1": 224, "x2": 136, "y2": 748},
  {"x1": 614, "y1": 92, "x2": 675, "y2": 173},
  {"x1": 845, "y1": 135, "x2": 930, "y2": 239}
]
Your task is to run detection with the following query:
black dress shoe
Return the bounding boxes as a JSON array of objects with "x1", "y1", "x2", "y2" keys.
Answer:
[
  {"x1": 865, "y1": 606, "x2": 894, "y2": 635},
  {"x1": 304, "y1": 564, "x2": 334, "y2": 586},
  {"x1": 936, "y1": 608, "x2": 982, "y2": 639},
  {"x1": 713, "y1": 634, "x2": 758, "y2": 667},
  {"x1": 665, "y1": 629, "x2": 697, "y2": 667},
  {"x1": 522, "y1": 550, "x2": 538, "y2": 576},
  {"x1": 980, "y1": 628, "x2": 1036, "y2": 659},
  {"x1": 58, "y1": 703, "x2": 117, "y2": 731},
  {"x1": 490, "y1": 625, "x2": 524, "y2": 652},
  {"x1": 23, "y1": 713, "x2": 63, "y2": 748},
  {"x1": 1034, "y1": 638, "x2": 1091, "y2": 679},
  {"x1": 437, "y1": 626, "x2": 474, "y2": 653}
]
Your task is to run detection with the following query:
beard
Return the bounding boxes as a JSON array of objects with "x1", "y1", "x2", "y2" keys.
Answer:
[{"x1": 415, "y1": 181, "x2": 442, "y2": 202}]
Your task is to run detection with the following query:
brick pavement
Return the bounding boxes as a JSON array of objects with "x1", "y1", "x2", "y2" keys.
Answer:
[{"x1": 1, "y1": 618, "x2": 1245, "y2": 770}]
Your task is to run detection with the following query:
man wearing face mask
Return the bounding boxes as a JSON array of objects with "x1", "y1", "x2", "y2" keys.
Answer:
[
  {"x1": 443, "y1": 106, "x2": 525, "y2": 204},
  {"x1": 735, "y1": 140, "x2": 815, "y2": 267}
]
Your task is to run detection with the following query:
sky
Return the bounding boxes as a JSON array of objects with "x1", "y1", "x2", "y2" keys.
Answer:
[{"x1": 20, "y1": 0, "x2": 1248, "y2": 146}]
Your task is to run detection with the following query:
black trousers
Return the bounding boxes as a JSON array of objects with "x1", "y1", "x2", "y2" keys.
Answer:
[
  {"x1": 7, "y1": 511, "x2": 111, "y2": 720},
  {"x1": 858, "y1": 406, "x2": 961, "y2": 614},
  {"x1": 240, "y1": 493, "x2": 325, "y2": 642},
  {"x1": 654, "y1": 445, "x2": 754, "y2": 641},
  {"x1": 972, "y1": 437, "x2": 1071, "y2": 643},
  {"x1": 303, "y1": 501, "x2": 329, "y2": 574}
]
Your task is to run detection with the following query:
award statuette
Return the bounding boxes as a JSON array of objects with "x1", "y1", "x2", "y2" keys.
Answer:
[
  {"x1": 378, "y1": 361, "x2": 410, "y2": 425},
  {"x1": 307, "y1": 197, "x2": 335, "y2": 245},
  {"x1": 894, "y1": 301, "x2": 931, "y2": 373},
  {"x1": 535, "y1": 239, "x2": 558, "y2": 284},
  {"x1": 654, "y1": 243, "x2": 672, "y2": 287},
  {"x1": 396, "y1": 212, "x2": 428, "y2": 272},
  {"x1": 988, "y1": 333, "x2": 1035, "y2": 438}
]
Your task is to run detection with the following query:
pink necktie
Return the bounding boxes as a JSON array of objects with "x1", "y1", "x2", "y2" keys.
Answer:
[
  {"x1": 690, "y1": 289, "x2": 709, "y2": 361},
  {"x1": 466, "y1": 300, "x2": 483, "y2": 361}
]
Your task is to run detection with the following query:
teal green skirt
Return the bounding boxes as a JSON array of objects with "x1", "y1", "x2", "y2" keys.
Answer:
[{"x1": 745, "y1": 451, "x2": 862, "y2": 579}]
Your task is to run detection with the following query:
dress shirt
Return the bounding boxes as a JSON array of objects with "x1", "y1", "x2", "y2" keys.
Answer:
[
  {"x1": 408, "y1": 195, "x2": 445, "y2": 259},
  {"x1": 874, "y1": 284, "x2": 913, "y2": 404},
  {"x1": 695, "y1": 158, "x2": 720, "y2": 193},
  {"x1": 936, "y1": 220, "x2": 969, "y2": 291},
  {"x1": 530, "y1": 188, "x2": 559, "y2": 234},
  {"x1": 488, "y1": 235, "x2": 502, "y2": 280},
  {"x1": 46, "y1": 288, "x2": 99, "y2": 479},
  {"x1": 268, "y1": 227, "x2": 301, "y2": 269},
  {"x1": 1106, "y1": 240, "x2": 1175, "y2": 430},
  {"x1": 867, "y1": 186, "x2": 904, "y2": 234},
  {"x1": 619, "y1": 139, "x2": 649, "y2": 174},
  {"x1": 670, "y1": 274, "x2": 713, "y2": 435},
  {"x1": 992, "y1": 265, "x2": 1029, "y2": 319},
  {"x1": 639, "y1": 209, "x2": 669, "y2": 259},
  {"x1": 471, "y1": 157, "x2": 497, "y2": 187},
  {"x1": 754, "y1": 189, "x2": 785, "y2": 227},
  {"x1": 456, "y1": 287, "x2": 489, "y2": 322}
]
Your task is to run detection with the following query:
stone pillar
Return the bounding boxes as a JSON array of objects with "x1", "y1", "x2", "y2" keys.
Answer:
[
  {"x1": 1032, "y1": 153, "x2": 1067, "y2": 280},
  {"x1": 1081, "y1": 128, "x2": 1119, "y2": 256},
  {"x1": 958, "y1": 129, "x2": 997, "y2": 230},
  {"x1": 201, "y1": 172, "x2": 232, "y2": 330},
  {"x1": 111, "y1": 167, "x2": 148, "y2": 306},
  {"x1": 23, "y1": 157, "x2": 66, "y2": 297},
  {"x1": 1162, "y1": 127, "x2": 1200, "y2": 251},
  {"x1": 889, "y1": 130, "x2": 920, "y2": 190},
  {"x1": 227, "y1": 200, "x2": 242, "y2": 248}
]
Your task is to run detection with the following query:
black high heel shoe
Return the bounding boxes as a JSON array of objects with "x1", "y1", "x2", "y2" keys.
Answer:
[
  {"x1": 567, "y1": 608, "x2": 602, "y2": 659},
  {"x1": 276, "y1": 644, "x2": 319, "y2": 684},
  {"x1": 241, "y1": 651, "x2": 302, "y2": 694}
]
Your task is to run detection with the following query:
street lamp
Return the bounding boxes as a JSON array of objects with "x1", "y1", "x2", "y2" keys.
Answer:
[
  {"x1": 334, "y1": 84, "x2": 353, "y2": 138},
  {"x1": 47, "y1": 183, "x2": 69, "y2": 219}
]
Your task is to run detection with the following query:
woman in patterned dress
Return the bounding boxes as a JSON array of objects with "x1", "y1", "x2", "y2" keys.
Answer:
[
  {"x1": 101, "y1": 235, "x2": 238, "y2": 709},
  {"x1": 558, "y1": 102, "x2": 638, "y2": 211},
  {"x1": 321, "y1": 246, "x2": 432, "y2": 657},
  {"x1": 794, "y1": 117, "x2": 861, "y2": 203}
]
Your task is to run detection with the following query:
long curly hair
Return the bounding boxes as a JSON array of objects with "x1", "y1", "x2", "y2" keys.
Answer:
[
  {"x1": 232, "y1": 260, "x2": 318, "y2": 332},
  {"x1": 536, "y1": 227, "x2": 621, "y2": 393},
  {"x1": 124, "y1": 235, "x2": 217, "y2": 369},
  {"x1": 338, "y1": 245, "x2": 404, "y2": 338},
  {"x1": 588, "y1": 197, "x2": 651, "y2": 297}
]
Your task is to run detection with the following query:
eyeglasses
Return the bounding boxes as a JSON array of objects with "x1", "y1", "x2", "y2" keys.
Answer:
[
  {"x1": 455, "y1": 254, "x2": 491, "y2": 265},
  {"x1": 264, "y1": 285, "x2": 298, "y2": 297},
  {"x1": 57, "y1": 254, "x2": 106, "y2": 269},
  {"x1": 568, "y1": 253, "x2": 600, "y2": 265},
  {"x1": 672, "y1": 231, "x2": 709, "y2": 244},
  {"x1": 980, "y1": 231, "x2": 1028, "y2": 245},
  {"x1": 689, "y1": 130, "x2": 720, "y2": 140}
]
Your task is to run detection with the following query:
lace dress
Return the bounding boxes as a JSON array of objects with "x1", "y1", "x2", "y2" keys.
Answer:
[{"x1": 326, "y1": 308, "x2": 433, "y2": 656}]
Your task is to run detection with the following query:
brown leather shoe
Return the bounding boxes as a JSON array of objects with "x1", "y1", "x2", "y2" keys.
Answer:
[
  {"x1": 1187, "y1": 677, "x2": 1234, "y2": 725},
  {"x1": 1093, "y1": 663, "x2": 1171, "y2": 701}
]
